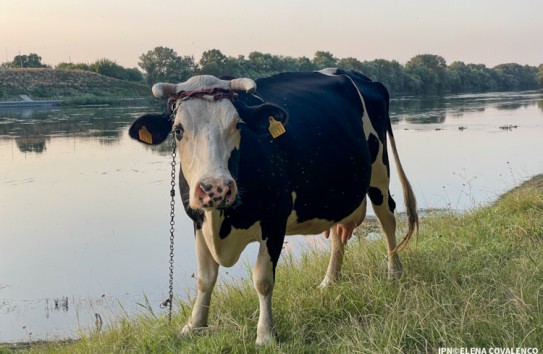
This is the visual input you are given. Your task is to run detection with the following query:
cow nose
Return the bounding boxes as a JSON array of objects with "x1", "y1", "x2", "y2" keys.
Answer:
[{"x1": 196, "y1": 178, "x2": 237, "y2": 208}]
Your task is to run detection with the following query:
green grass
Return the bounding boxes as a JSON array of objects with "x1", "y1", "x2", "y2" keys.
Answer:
[
  {"x1": 12, "y1": 175, "x2": 543, "y2": 353},
  {"x1": 0, "y1": 68, "x2": 150, "y2": 101}
]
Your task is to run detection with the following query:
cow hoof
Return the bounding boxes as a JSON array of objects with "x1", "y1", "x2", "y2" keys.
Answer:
[
  {"x1": 255, "y1": 332, "x2": 276, "y2": 346},
  {"x1": 319, "y1": 274, "x2": 334, "y2": 288},
  {"x1": 388, "y1": 268, "x2": 402, "y2": 280},
  {"x1": 387, "y1": 255, "x2": 403, "y2": 280},
  {"x1": 181, "y1": 323, "x2": 192, "y2": 334},
  {"x1": 181, "y1": 324, "x2": 215, "y2": 336}
]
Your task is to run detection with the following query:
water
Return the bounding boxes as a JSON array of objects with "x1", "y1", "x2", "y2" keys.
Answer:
[{"x1": 1, "y1": 92, "x2": 542, "y2": 343}]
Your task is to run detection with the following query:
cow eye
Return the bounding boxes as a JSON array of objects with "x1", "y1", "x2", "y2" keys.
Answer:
[{"x1": 174, "y1": 125, "x2": 184, "y2": 140}]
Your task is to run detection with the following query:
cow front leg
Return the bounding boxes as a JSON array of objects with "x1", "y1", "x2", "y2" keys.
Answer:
[
  {"x1": 253, "y1": 238, "x2": 280, "y2": 345},
  {"x1": 182, "y1": 229, "x2": 219, "y2": 333}
]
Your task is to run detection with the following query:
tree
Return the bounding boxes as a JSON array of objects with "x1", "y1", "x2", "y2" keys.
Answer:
[
  {"x1": 406, "y1": 54, "x2": 449, "y2": 94},
  {"x1": 138, "y1": 46, "x2": 196, "y2": 86},
  {"x1": 247, "y1": 52, "x2": 279, "y2": 77},
  {"x1": 90, "y1": 58, "x2": 127, "y2": 80},
  {"x1": 124, "y1": 68, "x2": 144, "y2": 82},
  {"x1": 296, "y1": 56, "x2": 317, "y2": 72},
  {"x1": 447, "y1": 61, "x2": 469, "y2": 93},
  {"x1": 312, "y1": 51, "x2": 338, "y2": 69},
  {"x1": 338, "y1": 57, "x2": 364, "y2": 71},
  {"x1": 199, "y1": 49, "x2": 228, "y2": 77},
  {"x1": 55, "y1": 60, "x2": 143, "y2": 82},
  {"x1": 537, "y1": 64, "x2": 543, "y2": 88},
  {"x1": 9, "y1": 53, "x2": 47, "y2": 68},
  {"x1": 493, "y1": 63, "x2": 538, "y2": 91},
  {"x1": 56, "y1": 62, "x2": 91, "y2": 71},
  {"x1": 370, "y1": 59, "x2": 408, "y2": 93}
]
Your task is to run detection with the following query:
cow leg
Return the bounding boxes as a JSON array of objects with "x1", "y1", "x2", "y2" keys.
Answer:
[
  {"x1": 253, "y1": 236, "x2": 283, "y2": 345},
  {"x1": 320, "y1": 197, "x2": 367, "y2": 287},
  {"x1": 369, "y1": 184, "x2": 402, "y2": 280},
  {"x1": 319, "y1": 227, "x2": 345, "y2": 288},
  {"x1": 182, "y1": 229, "x2": 219, "y2": 333}
]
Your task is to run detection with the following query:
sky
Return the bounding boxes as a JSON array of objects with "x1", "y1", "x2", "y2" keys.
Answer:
[{"x1": 1, "y1": 0, "x2": 542, "y2": 69}]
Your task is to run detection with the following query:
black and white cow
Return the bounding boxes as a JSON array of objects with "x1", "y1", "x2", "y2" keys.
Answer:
[{"x1": 129, "y1": 69, "x2": 418, "y2": 344}]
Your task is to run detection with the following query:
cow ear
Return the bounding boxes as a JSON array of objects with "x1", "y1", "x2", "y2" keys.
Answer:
[
  {"x1": 235, "y1": 102, "x2": 287, "y2": 136},
  {"x1": 129, "y1": 113, "x2": 172, "y2": 145}
]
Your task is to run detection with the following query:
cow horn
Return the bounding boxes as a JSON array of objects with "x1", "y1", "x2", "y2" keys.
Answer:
[
  {"x1": 230, "y1": 78, "x2": 257, "y2": 93},
  {"x1": 152, "y1": 83, "x2": 177, "y2": 98}
]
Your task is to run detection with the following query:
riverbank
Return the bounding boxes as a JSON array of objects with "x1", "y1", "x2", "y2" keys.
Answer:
[
  {"x1": 0, "y1": 97, "x2": 61, "y2": 109},
  {"x1": 0, "y1": 96, "x2": 151, "y2": 108},
  {"x1": 5, "y1": 174, "x2": 541, "y2": 353},
  {"x1": 0, "y1": 68, "x2": 150, "y2": 104}
]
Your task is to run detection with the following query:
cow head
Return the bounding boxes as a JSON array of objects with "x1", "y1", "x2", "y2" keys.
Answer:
[{"x1": 129, "y1": 75, "x2": 286, "y2": 211}]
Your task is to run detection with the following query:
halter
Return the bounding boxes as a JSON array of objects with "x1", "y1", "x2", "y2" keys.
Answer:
[{"x1": 167, "y1": 88, "x2": 238, "y2": 117}]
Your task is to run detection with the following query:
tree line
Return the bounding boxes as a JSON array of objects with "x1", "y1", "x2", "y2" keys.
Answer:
[
  {"x1": 3, "y1": 49, "x2": 543, "y2": 96},
  {"x1": 1, "y1": 54, "x2": 144, "y2": 83}
]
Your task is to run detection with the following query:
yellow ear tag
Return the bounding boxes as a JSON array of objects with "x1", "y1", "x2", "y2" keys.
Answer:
[
  {"x1": 268, "y1": 117, "x2": 286, "y2": 138},
  {"x1": 138, "y1": 126, "x2": 153, "y2": 144}
]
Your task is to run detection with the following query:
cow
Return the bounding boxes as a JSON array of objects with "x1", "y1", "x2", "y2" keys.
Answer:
[{"x1": 128, "y1": 69, "x2": 418, "y2": 345}]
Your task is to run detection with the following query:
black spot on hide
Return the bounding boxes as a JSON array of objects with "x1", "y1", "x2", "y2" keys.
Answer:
[
  {"x1": 368, "y1": 186, "x2": 384, "y2": 206},
  {"x1": 219, "y1": 218, "x2": 232, "y2": 239},
  {"x1": 388, "y1": 192, "x2": 396, "y2": 213},
  {"x1": 382, "y1": 146, "x2": 391, "y2": 178},
  {"x1": 368, "y1": 133, "x2": 380, "y2": 163}
]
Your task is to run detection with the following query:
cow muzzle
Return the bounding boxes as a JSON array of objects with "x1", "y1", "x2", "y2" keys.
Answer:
[{"x1": 194, "y1": 178, "x2": 237, "y2": 209}]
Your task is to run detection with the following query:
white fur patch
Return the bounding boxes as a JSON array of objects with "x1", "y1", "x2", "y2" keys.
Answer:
[
  {"x1": 174, "y1": 95, "x2": 241, "y2": 208},
  {"x1": 201, "y1": 211, "x2": 261, "y2": 267},
  {"x1": 317, "y1": 68, "x2": 340, "y2": 76}
]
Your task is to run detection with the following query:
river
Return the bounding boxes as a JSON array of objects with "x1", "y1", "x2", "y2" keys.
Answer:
[{"x1": 1, "y1": 91, "x2": 542, "y2": 343}]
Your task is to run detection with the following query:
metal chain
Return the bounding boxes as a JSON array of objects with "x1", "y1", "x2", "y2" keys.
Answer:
[
  {"x1": 167, "y1": 132, "x2": 177, "y2": 324},
  {"x1": 160, "y1": 132, "x2": 177, "y2": 324}
]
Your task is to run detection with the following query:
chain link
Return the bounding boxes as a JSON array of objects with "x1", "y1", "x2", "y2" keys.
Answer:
[{"x1": 164, "y1": 132, "x2": 177, "y2": 324}]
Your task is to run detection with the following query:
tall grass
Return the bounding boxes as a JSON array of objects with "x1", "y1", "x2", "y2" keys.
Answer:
[{"x1": 18, "y1": 175, "x2": 543, "y2": 353}]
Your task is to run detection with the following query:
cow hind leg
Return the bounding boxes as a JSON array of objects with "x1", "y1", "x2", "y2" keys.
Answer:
[
  {"x1": 182, "y1": 229, "x2": 219, "y2": 333},
  {"x1": 320, "y1": 227, "x2": 346, "y2": 288},
  {"x1": 320, "y1": 197, "x2": 367, "y2": 287},
  {"x1": 368, "y1": 185, "x2": 403, "y2": 280}
]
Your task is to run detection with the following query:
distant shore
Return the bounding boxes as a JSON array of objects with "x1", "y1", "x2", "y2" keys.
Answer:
[
  {"x1": 0, "y1": 97, "x2": 61, "y2": 108},
  {"x1": 0, "y1": 68, "x2": 150, "y2": 104}
]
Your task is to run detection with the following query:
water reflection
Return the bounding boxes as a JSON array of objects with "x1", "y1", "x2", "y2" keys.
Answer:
[
  {"x1": 1, "y1": 92, "x2": 543, "y2": 343},
  {"x1": 2, "y1": 91, "x2": 541, "y2": 153},
  {"x1": 390, "y1": 90, "x2": 543, "y2": 124},
  {"x1": 15, "y1": 136, "x2": 50, "y2": 153},
  {"x1": 0, "y1": 105, "x2": 172, "y2": 154},
  {"x1": 391, "y1": 96, "x2": 447, "y2": 124}
]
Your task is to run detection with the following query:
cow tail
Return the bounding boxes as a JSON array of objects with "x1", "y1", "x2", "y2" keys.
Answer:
[{"x1": 387, "y1": 120, "x2": 419, "y2": 253}]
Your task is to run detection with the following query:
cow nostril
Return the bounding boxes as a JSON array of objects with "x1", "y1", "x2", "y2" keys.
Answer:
[
  {"x1": 200, "y1": 183, "x2": 212, "y2": 192},
  {"x1": 196, "y1": 179, "x2": 236, "y2": 208}
]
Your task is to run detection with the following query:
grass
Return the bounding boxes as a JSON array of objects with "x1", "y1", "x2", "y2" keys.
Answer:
[
  {"x1": 7, "y1": 175, "x2": 543, "y2": 353},
  {"x1": 0, "y1": 68, "x2": 150, "y2": 101}
]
